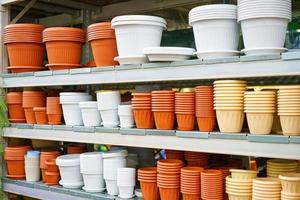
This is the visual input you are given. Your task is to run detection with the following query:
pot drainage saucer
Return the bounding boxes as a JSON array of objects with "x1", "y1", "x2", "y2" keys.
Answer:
[
  {"x1": 82, "y1": 186, "x2": 106, "y2": 193},
  {"x1": 241, "y1": 47, "x2": 287, "y2": 55},
  {"x1": 114, "y1": 56, "x2": 148, "y2": 65}
]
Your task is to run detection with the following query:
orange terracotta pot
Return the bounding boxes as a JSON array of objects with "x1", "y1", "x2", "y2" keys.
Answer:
[
  {"x1": 24, "y1": 108, "x2": 36, "y2": 124},
  {"x1": 46, "y1": 97, "x2": 62, "y2": 114},
  {"x1": 45, "y1": 158, "x2": 59, "y2": 172},
  {"x1": 45, "y1": 41, "x2": 82, "y2": 64},
  {"x1": 40, "y1": 151, "x2": 61, "y2": 169},
  {"x1": 197, "y1": 117, "x2": 215, "y2": 132},
  {"x1": 67, "y1": 144, "x2": 86, "y2": 154},
  {"x1": 6, "y1": 43, "x2": 44, "y2": 67},
  {"x1": 8, "y1": 104, "x2": 26, "y2": 122},
  {"x1": 154, "y1": 111, "x2": 175, "y2": 130},
  {"x1": 182, "y1": 194, "x2": 200, "y2": 200},
  {"x1": 45, "y1": 171, "x2": 60, "y2": 185},
  {"x1": 159, "y1": 188, "x2": 180, "y2": 200},
  {"x1": 34, "y1": 107, "x2": 48, "y2": 124},
  {"x1": 133, "y1": 109, "x2": 154, "y2": 129},
  {"x1": 165, "y1": 150, "x2": 184, "y2": 160},
  {"x1": 90, "y1": 38, "x2": 118, "y2": 66},
  {"x1": 47, "y1": 114, "x2": 62, "y2": 125},
  {"x1": 6, "y1": 92, "x2": 23, "y2": 104},
  {"x1": 176, "y1": 114, "x2": 195, "y2": 131},
  {"x1": 22, "y1": 91, "x2": 46, "y2": 108},
  {"x1": 140, "y1": 181, "x2": 160, "y2": 200}
]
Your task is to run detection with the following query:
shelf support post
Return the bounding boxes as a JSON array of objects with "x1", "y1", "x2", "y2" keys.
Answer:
[
  {"x1": 82, "y1": 9, "x2": 92, "y2": 65},
  {"x1": 0, "y1": 5, "x2": 9, "y2": 75}
]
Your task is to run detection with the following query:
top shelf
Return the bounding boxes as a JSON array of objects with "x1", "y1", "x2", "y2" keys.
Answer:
[{"x1": 1, "y1": 53, "x2": 300, "y2": 88}]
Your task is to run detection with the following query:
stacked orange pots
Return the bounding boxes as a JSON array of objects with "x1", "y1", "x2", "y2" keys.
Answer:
[
  {"x1": 157, "y1": 159, "x2": 184, "y2": 200},
  {"x1": 4, "y1": 146, "x2": 31, "y2": 179},
  {"x1": 4, "y1": 24, "x2": 44, "y2": 73},
  {"x1": 43, "y1": 27, "x2": 84, "y2": 70},
  {"x1": 195, "y1": 86, "x2": 215, "y2": 132},
  {"x1": 138, "y1": 167, "x2": 160, "y2": 200},
  {"x1": 45, "y1": 158, "x2": 60, "y2": 185},
  {"x1": 22, "y1": 91, "x2": 46, "y2": 124},
  {"x1": 67, "y1": 144, "x2": 87, "y2": 154},
  {"x1": 185, "y1": 151, "x2": 209, "y2": 168},
  {"x1": 132, "y1": 93, "x2": 154, "y2": 129},
  {"x1": 87, "y1": 22, "x2": 118, "y2": 67},
  {"x1": 152, "y1": 90, "x2": 175, "y2": 130},
  {"x1": 175, "y1": 92, "x2": 195, "y2": 131},
  {"x1": 33, "y1": 107, "x2": 48, "y2": 124},
  {"x1": 40, "y1": 150, "x2": 61, "y2": 182},
  {"x1": 6, "y1": 92, "x2": 26, "y2": 123},
  {"x1": 201, "y1": 169, "x2": 223, "y2": 200},
  {"x1": 181, "y1": 167, "x2": 203, "y2": 200},
  {"x1": 46, "y1": 97, "x2": 63, "y2": 125},
  {"x1": 165, "y1": 150, "x2": 184, "y2": 161}
]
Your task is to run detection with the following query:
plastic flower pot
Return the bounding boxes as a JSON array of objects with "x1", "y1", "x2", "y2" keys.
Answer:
[
  {"x1": 45, "y1": 171, "x2": 60, "y2": 185},
  {"x1": 103, "y1": 150, "x2": 128, "y2": 181},
  {"x1": 40, "y1": 151, "x2": 61, "y2": 175},
  {"x1": 279, "y1": 116, "x2": 300, "y2": 136},
  {"x1": 230, "y1": 169, "x2": 257, "y2": 180},
  {"x1": 90, "y1": 39, "x2": 118, "y2": 66},
  {"x1": 96, "y1": 91, "x2": 121, "y2": 110},
  {"x1": 118, "y1": 105, "x2": 134, "y2": 128},
  {"x1": 159, "y1": 187, "x2": 180, "y2": 200},
  {"x1": 153, "y1": 111, "x2": 175, "y2": 130},
  {"x1": 79, "y1": 101, "x2": 102, "y2": 127},
  {"x1": 25, "y1": 165, "x2": 40, "y2": 182},
  {"x1": 80, "y1": 152, "x2": 103, "y2": 174},
  {"x1": 82, "y1": 173, "x2": 105, "y2": 193},
  {"x1": 140, "y1": 181, "x2": 160, "y2": 200},
  {"x1": 279, "y1": 173, "x2": 300, "y2": 193},
  {"x1": 246, "y1": 113, "x2": 274, "y2": 135},
  {"x1": 117, "y1": 168, "x2": 136, "y2": 198},
  {"x1": 45, "y1": 158, "x2": 59, "y2": 172},
  {"x1": 6, "y1": 92, "x2": 26, "y2": 122},
  {"x1": 33, "y1": 107, "x2": 48, "y2": 124},
  {"x1": 47, "y1": 114, "x2": 62, "y2": 125},
  {"x1": 176, "y1": 114, "x2": 195, "y2": 131},
  {"x1": 99, "y1": 108, "x2": 119, "y2": 128},
  {"x1": 165, "y1": 150, "x2": 184, "y2": 160},
  {"x1": 216, "y1": 110, "x2": 244, "y2": 133},
  {"x1": 133, "y1": 109, "x2": 154, "y2": 129},
  {"x1": 46, "y1": 97, "x2": 62, "y2": 114},
  {"x1": 197, "y1": 117, "x2": 215, "y2": 132}
]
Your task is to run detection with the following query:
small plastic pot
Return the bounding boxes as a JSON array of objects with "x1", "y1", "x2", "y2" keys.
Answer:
[
  {"x1": 197, "y1": 117, "x2": 215, "y2": 132},
  {"x1": 176, "y1": 114, "x2": 195, "y2": 131},
  {"x1": 133, "y1": 109, "x2": 154, "y2": 129},
  {"x1": 153, "y1": 111, "x2": 175, "y2": 130}
]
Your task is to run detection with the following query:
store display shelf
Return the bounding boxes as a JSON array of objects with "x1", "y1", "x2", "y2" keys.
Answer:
[
  {"x1": 4, "y1": 126, "x2": 300, "y2": 160},
  {"x1": 2, "y1": 178, "x2": 133, "y2": 200},
  {"x1": 2, "y1": 54, "x2": 300, "y2": 88}
]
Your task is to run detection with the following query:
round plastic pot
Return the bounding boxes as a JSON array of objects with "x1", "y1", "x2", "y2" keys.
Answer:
[
  {"x1": 119, "y1": 115, "x2": 134, "y2": 128},
  {"x1": 34, "y1": 110, "x2": 48, "y2": 124},
  {"x1": 6, "y1": 92, "x2": 23, "y2": 104},
  {"x1": 154, "y1": 111, "x2": 175, "y2": 130},
  {"x1": 133, "y1": 109, "x2": 154, "y2": 129},
  {"x1": 118, "y1": 186, "x2": 135, "y2": 198},
  {"x1": 80, "y1": 152, "x2": 103, "y2": 174},
  {"x1": 90, "y1": 38, "x2": 118, "y2": 66},
  {"x1": 8, "y1": 104, "x2": 25, "y2": 121},
  {"x1": 140, "y1": 181, "x2": 160, "y2": 200},
  {"x1": 25, "y1": 165, "x2": 40, "y2": 182},
  {"x1": 159, "y1": 187, "x2": 180, "y2": 200},
  {"x1": 197, "y1": 117, "x2": 215, "y2": 132},
  {"x1": 47, "y1": 114, "x2": 62, "y2": 125},
  {"x1": 82, "y1": 173, "x2": 105, "y2": 193},
  {"x1": 176, "y1": 114, "x2": 195, "y2": 131},
  {"x1": 80, "y1": 107, "x2": 102, "y2": 127},
  {"x1": 45, "y1": 158, "x2": 59, "y2": 172},
  {"x1": 47, "y1": 97, "x2": 62, "y2": 114},
  {"x1": 6, "y1": 160, "x2": 26, "y2": 179},
  {"x1": 99, "y1": 108, "x2": 119, "y2": 128},
  {"x1": 24, "y1": 108, "x2": 36, "y2": 124},
  {"x1": 45, "y1": 171, "x2": 60, "y2": 185},
  {"x1": 40, "y1": 151, "x2": 61, "y2": 169},
  {"x1": 61, "y1": 102, "x2": 84, "y2": 126}
]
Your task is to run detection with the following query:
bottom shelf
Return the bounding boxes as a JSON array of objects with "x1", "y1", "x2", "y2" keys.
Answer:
[{"x1": 2, "y1": 178, "x2": 138, "y2": 200}]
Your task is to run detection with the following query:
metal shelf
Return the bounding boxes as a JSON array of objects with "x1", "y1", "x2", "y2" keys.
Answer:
[
  {"x1": 2, "y1": 55, "x2": 300, "y2": 88},
  {"x1": 3, "y1": 126, "x2": 300, "y2": 160}
]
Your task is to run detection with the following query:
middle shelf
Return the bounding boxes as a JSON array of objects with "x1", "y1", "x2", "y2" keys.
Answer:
[{"x1": 4, "y1": 126, "x2": 300, "y2": 160}]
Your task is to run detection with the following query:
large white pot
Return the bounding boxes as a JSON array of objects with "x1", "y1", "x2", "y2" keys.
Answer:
[
  {"x1": 82, "y1": 173, "x2": 105, "y2": 193},
  {"x1": 56, "y1": 154, "x2": 83, "y2": 188},
  {"x1": 100, "y1": 109, "x2": 119, "y2": 128},
  {"x1": 103, "y1": 150, "x2": 128, "y2": 180},
  {"x1": 111, "y1": 15, "x2": 166, "y2": 58},
  {"x1": 80, "y1": 152, "x2": 103, "y2": 174},
  {"x1": 96, "y1": 91, "x2": 121, "y2": 110},
  {"x1": 79, "y1": 101, "x2": 102, "y2": 127}
]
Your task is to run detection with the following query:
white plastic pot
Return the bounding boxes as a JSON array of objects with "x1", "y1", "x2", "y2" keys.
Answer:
[
  {"x1": 103, "y1": 150, "x2": 128, "y2": 180},
  {"x1": 80, "y1": 152, "x2": 103, "y2": 174},
  {"x1": 79, "y1": 101, "x2": 102, "y2": 127},
  {"x1": 106, "y1": 179, "x2": 119, "y2": 196},
  {"x1": 82, "y1": 173, "x2": 105, "y2": 193},
  {"x1": 100, "y1": 109, "x2": 119, "y2": 128},
  {"x1": 143, "y1": 47, "x2": 195, "y2": 62},
  {"x1": 25, "y1": 165, "x2": 40, "y2": 182},
  {"x1": 56, "y1": 154, "x2": 83, "y2": 189},
  {"x1": 118, "y1": 105, "x2": 134, "y2": 128},
  {"x1": 119, "y1": 186, "x2": 135, "y2": 199},
  {"x1": 117, "y1": 168, "x2": 136, "y2": 199},
  {"x1": 111, "y1": 15, "x2": 166, "y2": 58},
  {"x1": 60, "y1": 93, "x2": 92, "y2": 104},
  {"x1": 96, "y1": 91, "x2": 121, "y2": 110}
]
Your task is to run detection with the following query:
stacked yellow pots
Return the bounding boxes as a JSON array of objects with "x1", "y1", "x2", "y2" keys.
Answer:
[
  {"x1": 277, "y1": 86, "x2": 300, "y2": 136},
  {"x1": 279, "y1": 173, "x2": 300, "y2": 200},
  {"x1": 252, "y1": 178, "x2": 281, "y2": 200},
  {"x1": 244, "y1": 91, "x2": 276, "y2": 134},
  {"x1": 213, "y1": 80, "x2": 247, "y2": 133},
  {"x1": 225, "y1": 169, "x2": 257, "y2": 200},
  {"x1": 267, "y1": 159, "x2": 298, "y2": 178}
]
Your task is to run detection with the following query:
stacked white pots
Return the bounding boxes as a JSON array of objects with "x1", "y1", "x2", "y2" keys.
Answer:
[
  {"x1": 111, "y1": 15, "x2": 167, "y2": 65},
  {"x1": 238, "y1": 0, "x2": 292, "y2": 55},
  {"x1": 79, "y1": 101, "x2": 102, "y2": 127},
  {"x1": 277, "y1": 86, "x2": 300, "y2": 136},
  {"x1": 117, "y1": 168, "x2": 136, "y2": 199},
  {"x1": 25, "y1": 151, "x2": 40, "y2": 182},
  {"x1": 80, "y1": 152, "x2": 105, "y2": 193},
  {"x1": 56, "y1": 154, "x2": 83, "y2": 188},
  {"x1": 60, "y1": 92, "x2": 92, "y2": 126},
  {"x1": 96, "y1": 91, "x2": 121, "y2": 128},
  {"x1": 118, "y1": 105, "x2": 134, "y2": 128},
  {"x1": 189, "y1": 4, "x2": 239, "y2": 59},
  {"x1": 103, "y1": 150, "x2": 128, "y2": 196}
]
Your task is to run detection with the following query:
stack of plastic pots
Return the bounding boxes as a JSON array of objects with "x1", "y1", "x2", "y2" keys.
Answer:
[
  {"x1": 238, "y1": 0, "x2": 292, "y2": 55},
  {"x1": 117, "y1": 168, "x2": 136, "y2": 198},
  {"x1": 132, "y1": 93, "x2": 154, "y2": 129},
  {"x1": 46, "y1": 97, "x2": 62, "y2": 125},
  {"x1": 4, "y1": 24, "x2": 44, "y2": 73},
  {"x1": 43, "y1": 27, "x2": 84, "y2": 70},
  {"x1": 195, "y1": 86, "x2": 215, "y2": 132},
  {"x1": 25, "y1": 151, "x2": 40, "y2": 182},
  {"x1": 213, "y1": 80, "x2": 247, "y2": 133},
  {"x1": 226, "y1": 175, "x2": 252, "y2": 200},
  {"x1": 80, "y1": 152, "x2": 105, "y2": 193},
  {"x1": 67, "y1": 144, "x2": 87, "y2": 154},
  {"x1": 201, "y1": 170, "x2": 223, "y2": 200},
  {"x1": 60, "y1": 92, "x2": 92, "y2": 126},
  {"x1": 111, "y1": 15, "x2": 167, "y2": 65},
  {"x1": 267, "y1": 159, "x2": 298, "y2": 178},
  {"x1": 22, "y1": 91, "x2": 46, "y2": 124},
  {"x1": 87, "y1": 22, "x2": 118, "y2": 67},
  {"x1": 4, "y1": 146, "x2": 31, "y2": 180},
  {"x1": 56, "y1": 154, "x2": 83, "y2": 188},
  {"x1": 40, "y1": 150, "x2": 61, "y2": 182},
  {"x1": 33, "y1": 107, "x2": 48, "y2": 124},
  {"x1": 244, "y1": 91, "x2": 276, "y2": 134},
  {"x1": 189, "y1": 5, "x2": 239, "y2": 59},
  {"x1": 175, "y1": 92, "x2": 195, "y2": 131},
  {"x1": 45, "y1": 158, "x2": 60, "y2": 185},
  {"x1": 181, "y1": 167, "x2": 203, "y2": 200},
  {"x1": 279, "y1": 173, "x2": 300, "y2": 200},
  {"x1": 277, "y1": 86, "x2": 300, "y2": 136},
  {"x1": 252, "y1": 178, "x2": 281, "y2": 200},
  {"x1": 157, "y1": 159, "x2": 184, "y2": 200},
  {"x1": 152, "y1": 90, "x2": 175, "y2": 130},
  {"x1": 96, "y1": 91, "x2": 121, "y2": 128},
  {"x1": 138, "y1": 167, "x2": 159, "y2": 200},
  {"x1": 6, "y1": 92, "x2": 26, "y2": 123},
  {"x1": 103, "y1": 150, "x2": 128, "y2": 196},
  {"x1": 184, "y1": 151, "x2": 209, "y2": 168},
  {"x1": 79, "y1": 101, "x2": 102, "y2": 127},
  {"x1": 118, "y1": 105, "x2": 134, "y2": 128},
  {"x1": 165, "y1": 150, "x2": 184, "y2": 160}
]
